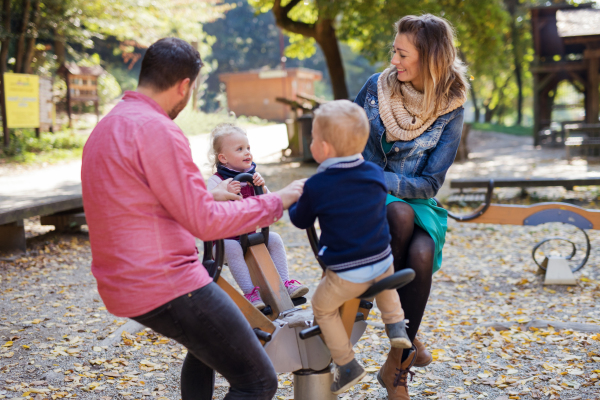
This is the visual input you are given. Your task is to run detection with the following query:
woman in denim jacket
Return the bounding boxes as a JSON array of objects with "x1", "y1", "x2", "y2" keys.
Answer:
[{"x1": 354, "y1": 14, "x2": 468, "y2": 399}]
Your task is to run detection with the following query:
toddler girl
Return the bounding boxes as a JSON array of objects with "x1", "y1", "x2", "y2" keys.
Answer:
[{"x1": 206, "y1": 123, "x2": 308, "y2": 309}]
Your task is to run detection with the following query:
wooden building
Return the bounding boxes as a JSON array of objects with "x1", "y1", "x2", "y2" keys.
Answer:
[
  {"x1": 531, "y1": 3, "x2": 600, "y2": 145},
  {"x1": 57, "y1": 63, "x2": 105, "y2": 127},
  {"x1": 219, "y1": 68, "x2": 322, "y2": 122}
]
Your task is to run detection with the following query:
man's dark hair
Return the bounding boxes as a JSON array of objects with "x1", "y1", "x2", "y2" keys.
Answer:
[{"x1": 138, "y1": 37, "x2": 203, "y2": 92}]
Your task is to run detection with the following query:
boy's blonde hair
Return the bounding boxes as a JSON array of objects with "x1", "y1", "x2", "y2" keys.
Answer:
[
  {"x1": 312, "y1": 100, "x2": 369, "y2": 156},
  {"x1": 208, "y1": 123, "x2": 247, "y2": 171}
]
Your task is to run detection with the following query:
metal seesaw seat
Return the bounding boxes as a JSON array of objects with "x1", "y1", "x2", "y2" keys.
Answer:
[{"x1": 202, "y1": 173, "x2": 415, "y2": 399}]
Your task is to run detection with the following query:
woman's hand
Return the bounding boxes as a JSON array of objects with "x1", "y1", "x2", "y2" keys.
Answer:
[
  {"x1": 227, "y1": 179, "x2": 242, "y2": 194},
  {"x1": 211, "y1": 178, "x2": 242, "y2": 201},
  {"x1": 253, "y1": 172, "x2": 266, "y2": 188},
  {"x1": 275, "y1": 179, "x2": 306, "y2": 210}
]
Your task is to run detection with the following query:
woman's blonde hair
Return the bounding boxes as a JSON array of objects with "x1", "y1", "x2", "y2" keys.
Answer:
[
  {"x1": 388, "y1": 14, "x2": 469, "y2": 118},
  {"x1": 208, "y1": 123, "x2": 247, "y2": 171}
]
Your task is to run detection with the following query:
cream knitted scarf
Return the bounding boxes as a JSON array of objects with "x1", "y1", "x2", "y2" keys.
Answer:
[{"x1": 377, "y1": 67, "x2": 466, "y2": 142}]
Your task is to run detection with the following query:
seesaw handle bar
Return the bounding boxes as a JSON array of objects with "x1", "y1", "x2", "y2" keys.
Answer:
[
  {"x1": 436, "y1": 179, "x2": 494, "y2": 222},
  {"x1": 253, "y1": 328, "x2": 272, "y2": 343},
  {"x1": 200, "y1": 173, "x2": 267, "y2": 281},
  {"x1": 307, "y1": 225, "x2": 328, "y2": 271},
  {"x1": 202, "y1": 240, "x2": 224, "y2": 282},
  {"x1": 233, "y1": 173, "x2": 270, "y2": 254}
]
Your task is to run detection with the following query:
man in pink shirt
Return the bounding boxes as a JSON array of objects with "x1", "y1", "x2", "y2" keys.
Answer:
[{"x1": 82, "y1": 38, "x2": 303, "y2": 400}]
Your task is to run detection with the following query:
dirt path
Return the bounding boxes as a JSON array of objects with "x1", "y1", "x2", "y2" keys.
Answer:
[{"x1": 1, "y1": 155, "x2": 600, "y2": 399}]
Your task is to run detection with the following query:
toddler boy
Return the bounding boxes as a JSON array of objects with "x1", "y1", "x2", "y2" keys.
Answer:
[{"x1": 289, "y1": 100, "x2": 410, "y2": 395}]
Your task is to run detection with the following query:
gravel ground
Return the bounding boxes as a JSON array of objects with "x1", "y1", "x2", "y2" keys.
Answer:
[{"x1": 1, "y1": 162, "x2": 599, "y2": 400}]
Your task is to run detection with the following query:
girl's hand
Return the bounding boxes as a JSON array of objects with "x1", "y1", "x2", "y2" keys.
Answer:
[
  {"x1": 227, "y1": 180, "x2": 242, "y2": 194},
  {"x1": 253, "y1": 172, "x2": 266, "y2": 187}
]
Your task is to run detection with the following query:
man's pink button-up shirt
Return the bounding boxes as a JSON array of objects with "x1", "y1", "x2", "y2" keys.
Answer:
[{"x1": 81, "y1": 91, "x2": 283, "y2": 317}]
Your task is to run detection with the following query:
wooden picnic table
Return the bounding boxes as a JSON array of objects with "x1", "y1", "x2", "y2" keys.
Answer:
[{"x1": 0, "y1": 194, "x2": 86, "y2": 254}]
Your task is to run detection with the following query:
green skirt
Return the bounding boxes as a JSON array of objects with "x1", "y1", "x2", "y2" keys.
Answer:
[{"x1": 385, "y1": 195, "x2": 448, "y2": 274}]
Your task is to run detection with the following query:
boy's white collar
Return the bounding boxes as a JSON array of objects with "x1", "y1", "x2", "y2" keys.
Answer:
[{"x1": 316, "y1": 153, "x2": 363, "y2": 173}]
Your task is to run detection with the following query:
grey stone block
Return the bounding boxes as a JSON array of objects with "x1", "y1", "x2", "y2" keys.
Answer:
[{"x1": 99, "y1": 320, "x2": 146, "y2": 347}]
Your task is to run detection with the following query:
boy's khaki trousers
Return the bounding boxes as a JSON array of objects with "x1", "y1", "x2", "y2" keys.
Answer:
[{"x1": 311, "y1": 265, "x2": 405, "y2": 366}]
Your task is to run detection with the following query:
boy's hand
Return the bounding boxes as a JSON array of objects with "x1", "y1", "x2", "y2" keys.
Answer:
[
  {"x1": 227, "y1": 179, "x2": 242, "y2": 194},
  {"x1": 253, "y1": 172, "x2": 266, "y2": 188},
  {"x1": 211, "y1": 178, "x2": 242, "y2": 201}
]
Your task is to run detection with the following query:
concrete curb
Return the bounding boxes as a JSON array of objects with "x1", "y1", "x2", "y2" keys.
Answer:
[
  {"x1": 100, "y1": 320, "x2": 146, "y2": 347},
  {"x1": 367, "y1": 319, "x2": 600, "y2": 333},
  {"x1": 525, "y1": 319, "x2": 600, "y2": 333},
  {"x1": 471, "y1": 319, "x2": 600, "y2": 333}
]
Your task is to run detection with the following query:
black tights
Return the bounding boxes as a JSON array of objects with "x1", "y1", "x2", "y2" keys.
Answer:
[{"x1": 387, "y1": 202, "x2": 435, "y2": 360}]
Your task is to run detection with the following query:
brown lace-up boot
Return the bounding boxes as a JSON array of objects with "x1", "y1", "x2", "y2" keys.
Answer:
[
  {"x1": 413, "y1": 338, "x2": 433, "y2": 367},
  {"x1": 377, "y1": 345, "x2": 416, "y2": 399}
]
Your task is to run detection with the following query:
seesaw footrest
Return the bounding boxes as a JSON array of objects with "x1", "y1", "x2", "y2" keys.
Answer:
[{"x1": 299, "y1": 312, "x2": 364, "y2": 340}]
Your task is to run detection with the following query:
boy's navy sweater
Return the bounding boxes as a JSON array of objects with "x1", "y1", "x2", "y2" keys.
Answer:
[{"x1": 288, "y1": 159, "x2": 391, "y2": 272}]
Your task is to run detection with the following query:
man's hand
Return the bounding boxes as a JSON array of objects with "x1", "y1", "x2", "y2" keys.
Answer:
[
  {"x1": 227, "y1": 179, "x2": 241, "y2": 194},
  {"x1": 211, "y1": 178, "x2": 242, "y2": 201},
  {"x1": 253, "y1": 172, "x2": 266, "y2": 188},
  {"x1": 275, "y1": 179, "x2": 306, "y2": 210}
]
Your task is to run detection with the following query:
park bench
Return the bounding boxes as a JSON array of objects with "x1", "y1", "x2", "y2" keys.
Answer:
[
  {"x1": 439, "y1": 177, "x2": 600, "y2": 283},
  {"x1": 0, "y1": 194, "x2": 86, "y2": 254},
  {"x1": 564, "y1": 123, "x2": 600, "y2": 161},
  {"x1": 447, "y1": 177, "x2": 600, "y2": 204},
  {"x1": 536, "y1": 120, "x2": 583, "y2": 147}
]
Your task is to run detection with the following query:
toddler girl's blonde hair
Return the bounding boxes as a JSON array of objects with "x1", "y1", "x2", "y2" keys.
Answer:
[{"x1": 208, "y1": 123, "x2": 247, "y2": 171}]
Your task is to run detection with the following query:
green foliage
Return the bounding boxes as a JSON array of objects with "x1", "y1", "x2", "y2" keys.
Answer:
[
  {"x1": 248, "y1": 0, "x2": 541, "y2": 126},
  {"x1": 471, "y1": 122, "x2": 532, "y2": 136},
  {"x1": 0, "y1": 129, "x2": 87, "y2": 164},
  {"x1": 285, "y1": 34, "x2": 317, "y2": 60},
  {"x1": 202, "y1": 0, "x2": 380, "y2": 109},
  {"x1": 97, "y1": 73, "x2": 122, "y2": 104},
  {"x1": 45, "y1": 0, "x2": 231, "y2": 49},
  {"x1": 174, "y1": 103, "x2": 273, "y2": 136},
  {"x1": 1, "y1": 0, "x2": 233, "y2": 88},
  {"x1": 77, "y1": 53, "x2": 122, "y2": 103},
  {"x1": 106, "y1": 66, "x2": 138, "y2": 92}
]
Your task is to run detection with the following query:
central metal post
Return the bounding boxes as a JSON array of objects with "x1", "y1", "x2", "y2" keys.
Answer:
[{"x1": 293, "y1": 365, "x2": 338, "y2": 400}]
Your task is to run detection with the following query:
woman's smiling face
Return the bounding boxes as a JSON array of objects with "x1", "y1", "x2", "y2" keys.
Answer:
[{"x1": 391, "y1": 33, "x2": 424, "y2": 92}]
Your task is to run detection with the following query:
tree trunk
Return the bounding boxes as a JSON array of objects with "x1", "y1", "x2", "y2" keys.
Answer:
[
  {"x1": 1, "y1": 0, "x2": 11, "y2": 147},
  {"x1": 191, "y1": 41, "x2": 199, "y2": 111},
  {"x1": 483, "y1": 75, "x2": 512, "y2": 123},
  {"x1": 15, "y1": 0, "x2": 31, "y2": 73},
  {"x1": 505, "y1": 0, "x2": 523, "y2": 125},
  {"x1": 54, "y1": 29, "x2": 66, "y2": 66},
  {"x1": 23, "y1": 0, "x2": 40, "y2": 74},
  {"x1": 271, "y1": 0, "x2": 348, "y2": 100},
  {"x1": 470, "y1": 83, "x2": 480, "y2": 123},
  {"x1": 511, "y1": 20, "x2": 523, "y2": 126},
  {"x1": 314, "y1": 20, "x2": 348, "y2": 100},
  {"x1": 484, "y1": 106, "x2": 494, "y2": 123},
  {"x1": 0, "y1": 0, "x2": 10, "y2": 73}
]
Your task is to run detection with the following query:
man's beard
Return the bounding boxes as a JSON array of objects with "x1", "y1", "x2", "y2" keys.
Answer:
[{"x1": 168, "y1": 89, "x2": 192, "y2": 120}]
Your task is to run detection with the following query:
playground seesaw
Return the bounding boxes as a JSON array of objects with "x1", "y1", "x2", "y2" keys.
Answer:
[
  {"x1": 437, "y1": 178, "x2": 600, "y2": 284},
  {"x1": 202, "y1": 173, "x2": 415, "y2": 399}
]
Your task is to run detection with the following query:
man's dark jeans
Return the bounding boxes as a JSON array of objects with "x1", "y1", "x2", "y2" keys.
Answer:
[{"x1": 132, "y1": 282, "x2": 278, "y2": 400}]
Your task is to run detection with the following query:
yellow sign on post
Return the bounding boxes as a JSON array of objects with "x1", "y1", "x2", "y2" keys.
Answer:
[{"x1": 4, "y1": 73, "x2": 39, "y2": 128}]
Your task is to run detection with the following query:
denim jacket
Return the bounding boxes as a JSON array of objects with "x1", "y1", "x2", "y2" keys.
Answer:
[{"x1": 355, "y1": 73, "x2": 464, "y2": 199}]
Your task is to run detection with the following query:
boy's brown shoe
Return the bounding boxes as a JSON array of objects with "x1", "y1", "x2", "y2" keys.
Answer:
[
  {"x1": 413, "y1": 338, "x2": 433, "y2": 367},
  {"x1": 376, "y1": 345, "x2": 416, "y2": 399}
]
